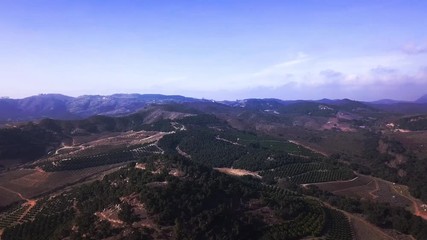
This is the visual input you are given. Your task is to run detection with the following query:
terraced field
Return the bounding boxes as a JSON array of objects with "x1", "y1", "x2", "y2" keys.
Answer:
[
  {"x1": 312, "y1": 174, "x2": 423, "y2": 215},
  {"x1": 260, "y1": 162, "x2": 355, "y2": 184}
]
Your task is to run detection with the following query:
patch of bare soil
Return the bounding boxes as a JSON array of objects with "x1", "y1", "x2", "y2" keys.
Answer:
[
  {"x1": 245, "y1": 199, "x2": 283, "y2": 226},
  {"x1": 17, "y1": 199, "x2": 37, "y2": 222},
  {"x1": 214, "y1": 168, "x2": 262, "y2": 179},
  {"x1": 95, "y1": 204, "x2": 124, "y2": 227},
  {"x1": 350, "y1": 215, "x2": 395, "y2": 240},
  {"x1": 121, "y1": 194, "x2": 158, "y2": 230},
  {"x1": 168, "y1": 168, "x2": 185, "y2": 177},
  {"x1": 176, "y1": 146, "x2": 191, "y2": 159},
  {"x1": 0, "y1": 164, "x2": 126, "y2": 205},
  {"x1": 135, "y1": 163, "x2": 146, "y2": 170},
  {"x1": 321, "y1": 117, "x2": 356, "y2": 132}
]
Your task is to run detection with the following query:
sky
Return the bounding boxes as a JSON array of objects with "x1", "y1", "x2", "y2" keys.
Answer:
[{"x1": 0, "y1": 0, "x2": 427, "y2": 101}]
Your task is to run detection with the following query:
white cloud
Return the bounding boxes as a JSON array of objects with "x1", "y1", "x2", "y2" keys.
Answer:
[
  {"x1": 237, "y1": 49, "x2": 427, "y2": 90},
  {"x1": 403, "y1": 42, "x2": 427, "y2": 55},
  {"x1": 253, "y1": 52, "x2": 311, "y2": 78},
  {"x1": 127, "y1": 46, "x2": 427, "y2": 101}
]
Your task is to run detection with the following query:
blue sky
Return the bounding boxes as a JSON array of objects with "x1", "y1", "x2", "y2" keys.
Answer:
[{"x1": 0, "y1": 0, "x2": 427, "y2": 101}]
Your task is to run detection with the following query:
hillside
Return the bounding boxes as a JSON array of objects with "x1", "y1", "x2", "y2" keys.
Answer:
[
  {"x1": 0, "y1": 94, "x2": 200, "y2": 122},
  {"x1": 416, "y1": 94, "x2": 427, "y2": 103},
  {"x1": 0, "y1": 99, "x2": 427, "y2": 239}
]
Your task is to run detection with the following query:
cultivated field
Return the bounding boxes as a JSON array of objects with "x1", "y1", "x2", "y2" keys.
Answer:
[
  {"x1": 36, "y1": 130, "x2": 167, "y2": 164},
  {"x1": 0, "y1": 164, "x2": 126, "y2": 207},
  {"x1": 312, "y1": 174, "x2": 427, "y2": 219},
  {"x1": 322, "y1": 201, "x2": 414, "y2": 240},
  {"x1": 349, "y1": 214, "x2": 397, "y2": 240}
]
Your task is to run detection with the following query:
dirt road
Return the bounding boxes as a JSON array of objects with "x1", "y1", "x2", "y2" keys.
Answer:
[{"x1": 288, "y1": 140, "x2": 329, "y2": 157}]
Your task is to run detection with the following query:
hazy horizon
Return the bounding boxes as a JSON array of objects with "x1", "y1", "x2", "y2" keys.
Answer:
[
  {"x1": 1, "y1": 91, "x2": 425, "y2": 103},
  {"x1": 1, "y1": 0, "x2": 426, "y2": 101}
]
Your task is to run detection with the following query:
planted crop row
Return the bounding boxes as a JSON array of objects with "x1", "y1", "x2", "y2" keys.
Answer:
[
  {"x1": 260, "y1": 162, "x2": 355, "y2": 184},
  {"x1": 0, "y1": 205, "x2": 30, "y2": 229},
  {"x1": 265, "y1": 201, "x2": 326, "y2": 239},
  {"x1": 40, "y1": 144, "x2": 163, "y2": 171},
  {"x1": 290, "y1": 169, "x2": 354, "y2": 184},
  {"x1": 324, "y1": 208, "x2": 353, "y2": 240}
]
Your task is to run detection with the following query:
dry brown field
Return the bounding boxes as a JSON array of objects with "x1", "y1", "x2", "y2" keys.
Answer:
[
  {"x1": 313, "y1": 174, "x2": 427, "y2": 220},
  {"x1": 0, "y1": 164, "x2": 126, "y2": 207}
]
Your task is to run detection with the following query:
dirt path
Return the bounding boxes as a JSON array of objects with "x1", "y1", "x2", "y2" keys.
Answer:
[
  {"x1": 215, "y1": 136, "x2": 243, "y2": 146},
  {"x1": 176, "y1": 146, "x2": 191, "y2": 159},
  {"x1": 55, "y1": 144, "x2": 81, "y2": 155},
  {"x1": 0, "y1": 185, "x2": 38, "y2": 225},
  {"x1": 288, "y1": 140, "x2": 329, "y2": 157},
  {"x1": 368, "y1": 179, "x2": 380, "y2": 199},
  {"x1": 362, "y1": 175, "x2": 427, "y2": 220},
  {"x1": 98, "y1": 212, "x2": 124, "y2": 225},
  {"x1": 17, "y1": 199, "x2": 37, "y2": 222},
  {"x1": 389, "y1": 183, "x2": 427, "y2": 220},
  {"x1": 0, "y1": 185, "x2": 29, "y2": 201},
  {"x1": 303, "y1": 176, "x2": 359, "y2": 187}
]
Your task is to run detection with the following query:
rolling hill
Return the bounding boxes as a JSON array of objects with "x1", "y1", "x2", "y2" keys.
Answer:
[{"x1": 1, "y1": 95, "x2": 427, "y2": 239}]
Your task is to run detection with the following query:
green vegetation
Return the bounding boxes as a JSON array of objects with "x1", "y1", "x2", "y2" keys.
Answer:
[
  {"x1": 397, "y1": 116, "x2": 427, "y2": 131},
  {"x1": 324, "y1": 209, "x2": 353, "y2": 240},
  {"x1": 352, "y1": 132, "x2": 427, "y2": 202},
  {"x1": 0, "y1": 204, "x2": 28, "y2": 229},
  {"x1": 38, "y1": 143, "x2": 162, "y2": 171},
  {"x1": 260, "y1": 163, "x2": 354, "y2": 184},
  {"x1": 159, "y1": 115, "x2": 323, "y2": 169},
  {"x1": 2, "y1": 110, "x2": 426, "y2": 239},
  {"x1": 304, "y1": 186, "x2": 427, "y2": 240},
  {"x1": 0, "y1": 123, "x2": 61, "y2": 161},
  {"x1": 2, "y1": 155, "x2": 354, "y2": 240}
]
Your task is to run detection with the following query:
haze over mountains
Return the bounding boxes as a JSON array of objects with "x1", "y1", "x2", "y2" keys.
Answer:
[
  {"x1": 0, "y1": 94, "x2": 200, "y2": 122},
  {"x1": 1, "y1": 93, "x2": 427, "y2": 122}
]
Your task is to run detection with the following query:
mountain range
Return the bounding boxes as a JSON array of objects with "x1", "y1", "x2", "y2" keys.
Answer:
[{"x1": 1, "y1": 93, "x2": 427, "y2": 122}]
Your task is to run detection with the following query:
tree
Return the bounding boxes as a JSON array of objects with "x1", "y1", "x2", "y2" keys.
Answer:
[{"x1": 118, "y1": 202, "x2": 135, "y2": 224}]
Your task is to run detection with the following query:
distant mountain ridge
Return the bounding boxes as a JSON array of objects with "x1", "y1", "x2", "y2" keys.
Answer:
[
  {"x1": 1, "y1": 93, "x2": 427, "y2": 122},
  {"x1": 416, "y1": 94, "x2": 427, "y2": 103},
  {"x1": 0, "y1": 94, "x2": 200, "y2": 122}
]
